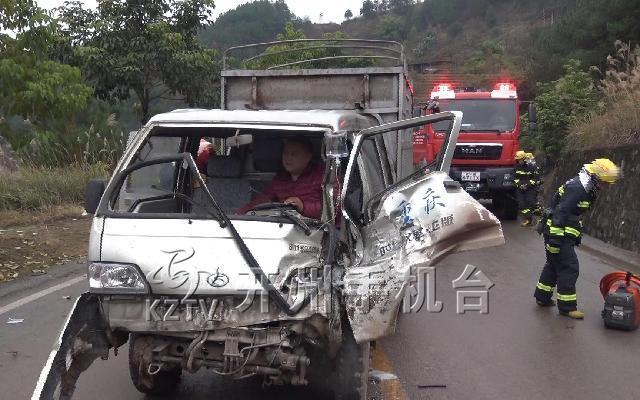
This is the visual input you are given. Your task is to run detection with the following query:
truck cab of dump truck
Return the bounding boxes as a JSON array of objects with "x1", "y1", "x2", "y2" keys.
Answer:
[{"x1": 413, "y1": 82, "x2": 522, "y2": 219}]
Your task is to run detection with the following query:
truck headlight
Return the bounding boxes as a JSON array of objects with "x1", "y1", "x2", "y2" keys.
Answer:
[
  {"x1": 503, "y1": 173, "x2": 513, "y2": 181},
  {"x1": 88, "y1": 262, "x2": 148, "y2": 293}
]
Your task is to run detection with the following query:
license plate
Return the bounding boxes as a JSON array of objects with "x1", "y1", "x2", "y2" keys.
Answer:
[{"x1": 461, "y1": 171, "x2": 480, "y2": 181}]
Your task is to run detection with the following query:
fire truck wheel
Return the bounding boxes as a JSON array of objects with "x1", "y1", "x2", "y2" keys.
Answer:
[{"x1": 493, "y1": 193, "x2": 518, "y2": 220}]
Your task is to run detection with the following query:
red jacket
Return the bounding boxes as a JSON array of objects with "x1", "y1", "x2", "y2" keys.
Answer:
[{"x1": 239, "y1": 164, "x2": 325, "y2": 219}]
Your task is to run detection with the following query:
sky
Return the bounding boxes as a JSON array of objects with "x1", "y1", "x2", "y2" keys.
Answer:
[{"x1": 35, "y1": 0, "x2": 366, "y2": 24}]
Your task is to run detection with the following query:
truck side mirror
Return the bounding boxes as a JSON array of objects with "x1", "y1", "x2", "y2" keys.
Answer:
[
  {"x1": 528, "y1": 104, "x2": 537, "y2": 135},
  {"x1": 85, "y1": 179, "x2": 106, "y2": 214}
]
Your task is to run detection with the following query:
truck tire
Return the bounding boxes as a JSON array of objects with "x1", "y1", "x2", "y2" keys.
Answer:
[
  {"x1": 333, "y1": 326, "x2": 369, "y2": 400},
  {"x1": 493, "y1": 193, "x2": 518, "y2": 220},
  {"x1": 129, "y1": 334, "x2": 181, "y2": 396}
]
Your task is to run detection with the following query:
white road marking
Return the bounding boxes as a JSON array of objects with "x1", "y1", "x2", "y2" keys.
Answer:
[{"x1": 0, "y1": 275, "x2": 86, "y2": 316}]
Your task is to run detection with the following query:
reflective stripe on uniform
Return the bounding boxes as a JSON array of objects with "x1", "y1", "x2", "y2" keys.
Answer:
[
  {"x1": 516, "y1": 170, "x2": 531, "y2": 175},
  {"x1": 578, "y1": 201, "x2": 590, "y2": 208},
  {"x1": 546, "y1": 219, "x2": 565, "y2": 236},
  {"x1": 536, "y1": 282, "x2": 554, "y2": 292},
  {"x1": 558, "y1": 185, "x2": 565, "y2": 195},
  {"x1": 557, "y1": 293, "x2": 577, "y2": 302},
  {"x1": 545, "y1": 244, "x2": 560, "y2": 253},
  {"x1": 565, "y1": 227, "x2": 581, "y2": 237}
]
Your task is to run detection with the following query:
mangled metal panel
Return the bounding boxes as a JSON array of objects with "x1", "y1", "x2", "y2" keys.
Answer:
[{"x1": 344, "y1": 171, "x2": 504, "y2": 342}]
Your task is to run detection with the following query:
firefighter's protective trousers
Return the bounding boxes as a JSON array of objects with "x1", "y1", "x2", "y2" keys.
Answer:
[
  {"x1": 534, "y1": 236, "x2": 579, "y2": 312},
  {"x1": 517, "y1": 187, "x2": 538, "y2": 218}
]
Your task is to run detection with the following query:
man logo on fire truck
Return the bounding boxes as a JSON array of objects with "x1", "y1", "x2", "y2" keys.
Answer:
[{"x1": 413, "y1": 82, "x2": 526, "y2": 220}]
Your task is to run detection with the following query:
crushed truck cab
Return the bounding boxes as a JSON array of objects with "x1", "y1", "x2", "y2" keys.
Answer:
[{"x1": 33, "y1": 110, "x2": 503, "y2": 400}]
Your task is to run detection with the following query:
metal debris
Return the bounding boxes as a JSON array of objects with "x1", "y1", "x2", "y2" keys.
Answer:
[{"x1": 369, "y1": 370, "x2": 398, "y2": 383}]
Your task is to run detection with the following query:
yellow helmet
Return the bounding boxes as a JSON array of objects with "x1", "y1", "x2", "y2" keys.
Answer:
[
  {"x1": 584, "y1": 158, "x2": 620, "y2": 184},
  {"x1": 515, "y1": 150, "x2": 526, "y2": 161},
  {"x1": 525, "y1": 152, "x2": 534, "y2": 159}
]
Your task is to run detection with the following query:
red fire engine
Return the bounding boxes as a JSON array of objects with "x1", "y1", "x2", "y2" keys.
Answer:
[{"x1": 413, "y1": 82, "x2": 528, "y2": 219}]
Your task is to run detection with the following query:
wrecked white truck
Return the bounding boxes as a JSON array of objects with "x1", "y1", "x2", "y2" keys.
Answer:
[{"x1": 32, "y1": 40, "x2": 504, "y2": 400}]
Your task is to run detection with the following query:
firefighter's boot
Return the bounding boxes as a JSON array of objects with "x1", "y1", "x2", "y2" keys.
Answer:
[
  {"x1": 521, "y1": 218, "x2": 532, "y2": 227},
  {"x1": 560, "y1": 310, "x2": 585, "y2": 319},
  {"x1": 536, "y1": 299, "x2": 555, "y2": 307}
]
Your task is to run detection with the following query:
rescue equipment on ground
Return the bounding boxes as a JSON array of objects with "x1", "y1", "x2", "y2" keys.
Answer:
[{"x1": 600, "y1": 271, "x2": 640, "y2": 330}]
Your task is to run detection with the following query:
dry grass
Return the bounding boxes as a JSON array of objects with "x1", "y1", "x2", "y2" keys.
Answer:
[
  {"x1": 0, "y1": 163, "x2": 110, "y2": 212},
  {"x1": 568, "y1": 41, "x2": 640, "y2": 150}
]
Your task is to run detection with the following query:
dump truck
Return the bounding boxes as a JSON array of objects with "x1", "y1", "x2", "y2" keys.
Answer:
[{"x1": 32, "y1": 40, "x2": 504, "y2": 400}]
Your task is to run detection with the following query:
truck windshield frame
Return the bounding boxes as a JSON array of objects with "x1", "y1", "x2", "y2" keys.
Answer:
[{"x1": 433, "y1": 99, "x2": 517, "y2": 133}]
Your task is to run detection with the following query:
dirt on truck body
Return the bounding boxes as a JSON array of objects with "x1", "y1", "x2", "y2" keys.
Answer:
[{"x1": 32, "y1": 41, "x2": 504, "y2": 400}]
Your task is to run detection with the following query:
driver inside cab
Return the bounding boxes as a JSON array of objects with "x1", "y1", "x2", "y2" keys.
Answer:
[{"x1": 238, "y1": 137, "x2": 324, "y2": 219}]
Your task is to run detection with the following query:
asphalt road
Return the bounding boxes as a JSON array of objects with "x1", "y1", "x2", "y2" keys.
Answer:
[{"x1": 1, "y1": 222, "x2": 640, "y2": 400}]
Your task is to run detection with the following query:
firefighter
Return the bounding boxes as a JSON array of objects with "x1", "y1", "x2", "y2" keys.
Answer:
[
  {"x1": 525, "y1": 152, "x2": 542, "y2": 217},
  {"x1": 514, "y1": 151, "x2": 539, "y2": 227},
  {"x1": 534, "y1": 158, "x2": 620, "y2": 319}
]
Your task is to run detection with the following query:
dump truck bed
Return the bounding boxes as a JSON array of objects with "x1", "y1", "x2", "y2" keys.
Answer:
[{"x1": 220, "y1": 39, "x2": 415, "y2": 180}]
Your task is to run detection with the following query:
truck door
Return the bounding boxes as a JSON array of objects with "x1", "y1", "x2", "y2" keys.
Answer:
[{"x1": 341, "y1": 112, "x2": 505, "y2": 343}]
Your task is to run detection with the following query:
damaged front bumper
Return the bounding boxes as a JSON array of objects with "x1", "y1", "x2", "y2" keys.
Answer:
[{"x1": 31, "y1": 293, "x2": 119, "y2": 400}]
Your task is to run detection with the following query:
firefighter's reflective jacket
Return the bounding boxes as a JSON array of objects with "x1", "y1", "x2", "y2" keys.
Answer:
[
  {"x1": 514, "y1": 161, "x2": 540, "y2": 189},
  {"x1": 544, "y1": 177, "x2": 594, "y2": 244}
]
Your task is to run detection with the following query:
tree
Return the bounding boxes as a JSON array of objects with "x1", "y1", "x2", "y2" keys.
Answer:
[
  {"x1": 533, "y1": 59, "x2": 597, "y2": 159},
  {"x1": 377, "y1": 15, "x2": 408, "y2": 41},
  {"x1": 530, "y1": 0, "x2": 640, "y2": 82},
  {"x1": 360, "y1": 0, "x2": 376, "y2": 17},
  {"x1": 388, "y1": 0, "x2": 414, "y2": 13},
  {"x1": 0, "y1": 0, "x2": 93, "y2": 148},
  {"x1": 246, "y1": 23, "x2": 374, "y2": 69},
  {"x1": 413, "y1": 31, "x2": 436, "y2": 58},
  {"x1": 58, "y1": 0, "x2": 220, "y2": 124},
  {"x1": 199, "y1": 0, "x2": 292, "y2": 50},
  {"x1": 463, "y1": 40, "x2": 520, "y2": 79},
  {"x1": 344, "y1": 9, "x2": 353, "y2": 20}
]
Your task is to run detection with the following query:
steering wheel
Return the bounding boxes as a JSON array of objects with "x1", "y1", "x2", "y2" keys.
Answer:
[{"x1": 248, "y1": 202, "x2": 297, "y2": 212}]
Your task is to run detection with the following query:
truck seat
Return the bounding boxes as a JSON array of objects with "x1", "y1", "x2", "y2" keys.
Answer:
[{"x1": 192, "y1": 155, "x2": 250, "y2": 215}]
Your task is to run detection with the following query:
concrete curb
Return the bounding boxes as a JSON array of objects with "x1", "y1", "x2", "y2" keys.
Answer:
[{"x1": 579, "y1": 234, "x2": 640, "y2": 274}]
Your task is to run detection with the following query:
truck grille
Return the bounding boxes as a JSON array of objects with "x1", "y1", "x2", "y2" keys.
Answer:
[{"x1": 453, "y1": 144, "x2": 502, "y2": 160}]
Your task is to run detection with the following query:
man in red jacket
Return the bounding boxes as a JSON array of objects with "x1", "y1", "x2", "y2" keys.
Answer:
[{"x1": 239, "y1": 137, "x2": 325, "y2": 219}]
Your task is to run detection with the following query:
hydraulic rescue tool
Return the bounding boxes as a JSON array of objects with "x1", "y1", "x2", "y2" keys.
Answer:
[{"x1": 600, "y1": 271, "x2": 640, "y2": 331}]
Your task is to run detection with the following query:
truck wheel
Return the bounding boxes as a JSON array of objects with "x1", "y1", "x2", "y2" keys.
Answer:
[
  {"x1": 333, "y1": 326, "x2": 369, "y2": 400},
  {"x1": 503, "y1": 194, "x2": 519, "y2": 220},
  {"x1": 493, "y1": 193, "x2": 518, "y2": 220},
  {"x1": 129, "y1": 334, "x2": 181, "y2": 395}
]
